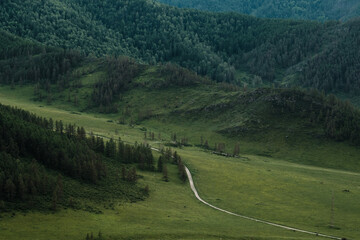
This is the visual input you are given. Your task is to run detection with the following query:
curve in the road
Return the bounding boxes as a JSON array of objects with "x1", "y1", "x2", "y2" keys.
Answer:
[
  {"x1": 184, "y1": 166, "x2": 343, "y2": 240},
  {"x1": 150, "y1": 146, "x2": 343, "y2": 239}
]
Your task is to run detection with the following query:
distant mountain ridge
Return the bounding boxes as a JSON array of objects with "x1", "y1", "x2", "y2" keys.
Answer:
[
  {"x1": 157, "y1": 0, "x2": 360, "y2": 21},
  {"x1": 0, "y1": 0, "x2": 359, "y2": 96}
]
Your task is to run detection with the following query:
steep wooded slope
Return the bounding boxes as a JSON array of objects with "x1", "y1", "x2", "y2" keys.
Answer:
[
  {"x1": 158, "y1": 0, "x2": 360, "y2": 21},
  {"x1": 0, "y1": 1, "x2": 359, "y2": 94}
]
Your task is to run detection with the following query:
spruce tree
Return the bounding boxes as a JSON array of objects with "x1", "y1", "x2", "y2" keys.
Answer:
[
  {"x1": 162, "y1": 165, "x2": 169, "y2": 182},
  {"x1": 157, "y1": 156, "x2": 163, "y2": 172}
]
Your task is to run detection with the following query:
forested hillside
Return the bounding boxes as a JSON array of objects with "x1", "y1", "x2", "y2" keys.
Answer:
[
  {"x1": 0, "y1": 102, "x2": 153, "y2": 210},
  {"x1": 158, "y1": 0, "x2": 360, "y2": 21},
  {"x1": 1, "y1": 29, "x2": 359, "y2": 145},
  {"x1": 0, "y1": 0, "x2": 359, "y2": 96},
  {"x1": 0, "y1": 30, "x2": 84, "y2": 88}
]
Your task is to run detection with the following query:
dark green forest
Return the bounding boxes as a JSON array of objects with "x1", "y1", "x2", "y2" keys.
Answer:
[
  {"x1": 0, "y1": 103, "x2": 155, "y2": 207},
  {"x1": 249, "y1": 88, "x2": 360, "y2": 144},
  {"x1": 1, "y1": 28, "x2": 360, "y2": 146},
  {"x1": 0, "y1": 30, "x2": 84, "y2": 88},
  {"x1": 0, "y1": 0, "x2": 359, "y2": 95},
  {"x1": 0, "y1": 29, "x2": 210, "y2": 113},
  {"x1": 158, "y1": 0, "x2": 360, "y2": 21}
]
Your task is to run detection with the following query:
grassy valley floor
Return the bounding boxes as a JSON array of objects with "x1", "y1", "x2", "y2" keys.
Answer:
[{"x1": 0, "y1": 86, "x2": 359, "y2": 239}]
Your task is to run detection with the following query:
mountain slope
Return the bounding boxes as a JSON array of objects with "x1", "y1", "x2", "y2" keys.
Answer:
[
  {"x1": 1, "y1": 30, "x2": 359, "y2": 150},
  {"x1": 0, "y1": 102, "x2": 149, "y2": 211},
  {"x1": 1, "y1": 36, "x2": 360, "y2": 173},
  {"x1": 0, "y1": 1, "x2": 359, "y2": 96},
  {"x1": 158, "y1": 0, "x2": 360, "y2": 21},
  {"x1": 1, "y1": 33, "x2": 360, "y2": 239}
]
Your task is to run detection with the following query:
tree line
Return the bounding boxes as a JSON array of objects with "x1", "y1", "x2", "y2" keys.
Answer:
[
  {"x1": 0, "y1": 103, "x2": 158, "y2": 203},
  {"x1": 0, "y1": 104, "x2": 106, "y2": 184}
]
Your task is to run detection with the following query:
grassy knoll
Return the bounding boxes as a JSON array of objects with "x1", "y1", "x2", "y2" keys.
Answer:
[{"x1": 0, "y1": 85, "x2": 359, "y2": 239}]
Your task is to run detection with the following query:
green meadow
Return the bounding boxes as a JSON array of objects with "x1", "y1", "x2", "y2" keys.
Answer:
[{"x1": 0, "y1": 84, "x2": 359, "y2": 240}]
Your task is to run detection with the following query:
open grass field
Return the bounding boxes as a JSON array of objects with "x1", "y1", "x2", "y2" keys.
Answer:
[
  {"x1": 0, "y1": 85, "x2": 359, "y2": 239},
  {"x1": 180, "y1": 148, "x2": 360, "y2": 239},
  {"x1": 0, "y1": 164, "x2": 327, "y2": 240}
]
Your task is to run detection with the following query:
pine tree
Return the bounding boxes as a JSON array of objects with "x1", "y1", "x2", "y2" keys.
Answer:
[
  {"x1": 144, "y1": 185, "x2": 150, "y2": 195},
  {"x1": 52, "y1": 189, "x2": 57, "y2": 211},
  {"x1": 157, "y1": 156, "x2": 163, "y2": 172},
  {"x1": 178, "y1": 161, "x2": 187, "y2": 183},
  {"x1": 8, "y1": 138, "x2": 19, "y2": 158},
  {"x1": 117, "y1": 140, "x2": 125, "y2": 162},
  {"x1": 56, "y1": 175, "x2": 63, "y2": 200},
  {"x1": 162, "y1": 165, "x2": 169, "y2": 182},
  {"x1": 164, "y1": 148, "x2": 172, "y2": 162},
  {"x1": 173, "y1": 151, "x2": 179, "y2": 164},
  {"x1": 4, "y1": 179, "x2": 16, "y2": 200},
  {"x1": 121, "y1": 166, "x2": 126, "y2": 180},
  {"x1": 105, "y1": 138, "x2": 116, "y2": 158},
  {"x1": 49, "y1": 118, "x2": 54, "y2": 131},
  {"x1": 98, "y1": 231, "x2": 103, "y2": 240},
  {"x1": 17, "y1": 174, "x2": 26, "y2": 200},
  {"x1": 233, "y1": 143, "x2": 240, "y2": 156},
  {"x1": 59, "y1": 120, "x2": 64, "y2": 134},
  {"x1": 204, "y1": 140, "x2": 209, "y2": 149}
]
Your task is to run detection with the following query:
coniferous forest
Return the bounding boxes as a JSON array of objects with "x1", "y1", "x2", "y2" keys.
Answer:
[
  {"x1": 158, "y1": 0, "x2": 360, "y2": 21},
  {"x1": 0, "y1": 0, "x2": 359, "y2": 95},
  {"x1": 0, "y1": 103, "x2": 155, "y2": 207}
]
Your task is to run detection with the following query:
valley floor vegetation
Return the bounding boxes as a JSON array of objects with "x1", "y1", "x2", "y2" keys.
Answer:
[{"x1": 0, "y1": 2, "x2": 359, "y2": 239}]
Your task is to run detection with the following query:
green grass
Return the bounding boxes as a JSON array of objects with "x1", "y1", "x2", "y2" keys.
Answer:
[
  {"x1": 180, "y1": 148, "x2": 360, "y2": 239},
  {"x1": 0, "y1": 80, "x2": 360, "y2": 239},
  {"x1": 0, "y1": 163, "x2": 334, "y2": 240}
]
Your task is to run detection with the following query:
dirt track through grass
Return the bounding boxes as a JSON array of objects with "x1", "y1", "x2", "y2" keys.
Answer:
[{"x1": 184, "y1": 166, "x2": 344, "y2": 240}]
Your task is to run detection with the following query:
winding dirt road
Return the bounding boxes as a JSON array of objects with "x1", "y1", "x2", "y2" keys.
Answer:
[
  {"x1": 150, "y1": 147, "x2": 344, "y2": 239},
  {"x1": 184, "y1": 166, "x2": 343, "y2": 240}
]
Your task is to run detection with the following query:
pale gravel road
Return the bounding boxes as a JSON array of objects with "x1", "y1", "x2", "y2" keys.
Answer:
[
  {"x1": 150, "y1": 147, "x2": 344, "y2": 240},
  {"x1": 184, "y1": 166, "x2": 344, "y2": 240}
]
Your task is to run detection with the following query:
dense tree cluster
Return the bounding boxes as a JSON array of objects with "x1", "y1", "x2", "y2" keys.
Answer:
[
  {"x1": 91, "y1": 57, "x2": 142, "y2": 113},
  {"x1": 90, "y1": 136, "x2": 155, "y2": 171},
  {"x1": 158, "y1": 63, "x2": 209, "y2": 87},
  {"x1": 121, "y1": 166, "x2": 138, "y2": 183},
  {"x1": 299, "y1": 19, "x2": 360, "y2": 94},
  {"x1": 173, "y1": 151, "x2": 187, "y2": 183},
  {"x1": 0, "y1": 103, "x2": 157, "y2": 203},
  {"x1": 1, "y1": 0, "x2": 359, "y2": 94},
  {"x1": 157, "y1": 148, "x2": 186, "y2": 182},
  {"x1": 0, "y1": 30, "x2": 83, "y2": 88},
  {"x1": 0, "y1": 153, "x2": 56, "y2": 201},
  {"x1": 158, "y1": 0, "x2": 360, "y2": 21},
  {"x1": 266, "y1": 89, "x2": 360, "y2": 145},
  {"x1": 0, "y1": 104, "x2": 106, "y2": 184}
]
